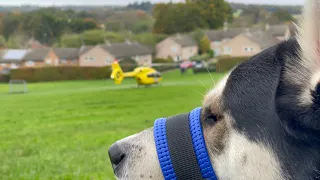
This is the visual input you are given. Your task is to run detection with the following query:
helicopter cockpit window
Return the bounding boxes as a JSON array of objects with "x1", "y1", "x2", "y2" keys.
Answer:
[{"x1": 147, "y1": 73, "x2": 161, "y2": 78}]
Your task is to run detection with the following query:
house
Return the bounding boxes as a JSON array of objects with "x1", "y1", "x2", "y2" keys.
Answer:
[
  {"x1": 206, "y1": 28, "x2": 250, "y2": 56},
  {"x1": 53, "y1": 48, "x2": 79, "y2": 66},
  {"x1": 23, "y1": 48, "x2": 59, "y2": 67},
  {"x1": 206, "y1": 24, "x2": 290, "y2": 56},
  {"x1": 156, "y1": 34, "x2": 198, "y2": 62},
  {"x1": 79, "y1": 42, "x2": 153, "y2": 67},
  {"x1": 216, "y1": 31, "x2": 280, "y2": 57},
  {"x1": 0, "y1": 49, "x2": 29, "y2": 70},
  {"x1": 265, "y1": 24, "x2": 291, "y2": 41}
]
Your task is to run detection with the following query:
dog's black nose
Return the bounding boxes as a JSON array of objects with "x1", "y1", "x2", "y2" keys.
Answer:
[{"x1": 108, "y1": 143, "x2": 126, "y2": 168}]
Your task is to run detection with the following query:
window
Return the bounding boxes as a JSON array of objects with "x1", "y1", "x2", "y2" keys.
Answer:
[
  {"x1": 46, "y1": 58, "x2": 51, "y2": 64},
  {"x1": 85, "y1": 57, "x2": 95, "y2": 61},
  {"x1": 26, "y1": 61, "x2": 35, "y2": 67},
  {"x1": 60, "y1": 59, "x2": 67, "y2": 64},
  {"x1": 106, "y1": 57, "x2": 112, "y2": 64},
  {"x1": 10, "y1": 63, "x2": 18, "y2": 69},
  {"x1": 171, "y1": 46, "x2": 178, "y2": 53},
  {"x1": 224, "y1": 46, "x2": 232, "y2": 54},
  {"x1": 147, "y1": 72, "x2": 161, "y2": 78},
  {"x1": 244, "y1": 47, "x2": 254, "y2": 52}
]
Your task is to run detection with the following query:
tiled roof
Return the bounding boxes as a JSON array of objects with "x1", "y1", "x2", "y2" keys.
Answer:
[
  {"x1": 53, "y1": 48, "x2": 79, "y2": 59},
  {"x1": 100, "y1": 42, "x2": 152, "y2": 58},
  {"x1": 169, "y1": 34, "x2": 197, "y2": 47},
  {"x1": 24, "y1": 48, "x2": 51, "y2": 61}
]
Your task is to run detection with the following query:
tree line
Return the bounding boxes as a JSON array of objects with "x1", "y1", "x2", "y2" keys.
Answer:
[
  {"x1": 153, "y1": 0, "x2": 233, "y2": 34},
  {"x1": 0, "y1": 0, "x2": 296, "y2": 49}
]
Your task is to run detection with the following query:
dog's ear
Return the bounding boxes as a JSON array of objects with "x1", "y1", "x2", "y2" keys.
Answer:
[{"x1": 277, "y1": 0, "x2": 320, "y2": 141}]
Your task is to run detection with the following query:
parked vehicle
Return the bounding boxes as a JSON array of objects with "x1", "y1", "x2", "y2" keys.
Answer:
[
  {"x1": 192, "y1": 60, "x2": 216, "y2": 74},
  {"x1": 179, "y1": 60, "x2": 193, "y2": 69}
]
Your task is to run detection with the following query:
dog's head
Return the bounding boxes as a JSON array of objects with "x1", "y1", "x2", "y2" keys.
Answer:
[{"x1": 108, "y1": 1, "x2": 320, "y2": 179}]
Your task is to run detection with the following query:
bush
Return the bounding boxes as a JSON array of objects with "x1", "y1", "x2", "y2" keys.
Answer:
[
  {"x1": 10, "y1": 66, "x2": 112, "y2": 82},
  {"x1": 153, "y1": 64, "x2": 178, "y2": 72},
  {"x1": 207, "y1": 49, "x2": 214, "y2": 58},
  {"x1": 190, "y1": 54, "x2": 211, "y2": 61},
  {"x1": 0, "y1": 74, "x2": 10, "y2": 82},
  {"x1": 153, "y1": 57, "x2": 174, "y2": 63},
  {"x1": 215, "y1": 56, "x2": 250, "y2": 72}
]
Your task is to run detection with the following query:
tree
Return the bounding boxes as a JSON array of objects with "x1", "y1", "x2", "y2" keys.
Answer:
[
  {"x1": 81, "y1": 29, "x2": 106, "y2": 45},
  {"x1": 127, "y1": 1, "x2": 153, "y2": 12},
  {"x1": 132, "y1": 32, "x2": 167, "y2": 50},
  {"x1": 69, "y1": 19, "x2": 97, "y2": 33},
  {"x1": 7, "y1": 33, "x2": 28, "y2": 48},
  {"x1": 272, "y1": 9, "x2": 293, "y2": 22},
  {"x1": 0, "y1": 35, "x2": 6, "y2": 48},
  {"x1": 60, "y1": 34, "x2": 82, "y2": 48},
  {"x1": 105, "y1": 21, "x2": 124, "y2": 32},
  {"x1": 187, "y1": 0, "x2": 233, "y2": 29},
  {"x1": 106, "y1": 10, "x2": 153, "y2": 33},
  {"x1": 1, "y1": 14, "x2": 21, "y2": 40},
  {"x1": 199, "y1": 35, "x2": 211, "y2": 55},
  {"x1": 191, "y1": 28, "x2": 205, "y2": 44},
  {"x1": 133, "y1": 20, "x2": 153, "y2": 34},
  {"x1": 104, "y1": 32, "x2": 125, "y2": 43},
  {"x1": 153, "y1": 3, "x2": 208, "y2": 34}
]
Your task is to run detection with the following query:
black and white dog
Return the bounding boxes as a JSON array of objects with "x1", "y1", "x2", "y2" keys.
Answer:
[{"x1": 108, "y1": 0, "x2": 320, "y2": 179}]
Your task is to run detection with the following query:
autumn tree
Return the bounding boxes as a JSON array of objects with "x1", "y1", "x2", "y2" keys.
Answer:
[
  {"x1": 60, "y1": 34, "x2": 83, "y2": 48},
  {"x1": 199, "y1": 35, "x2": 211, "y2": 55},
  {"x1": 187, "y1": 0, "x2": 233, "y2": 29},
  {"x1": 153, "y1": 3, "x2": 208, "y2": 34}
]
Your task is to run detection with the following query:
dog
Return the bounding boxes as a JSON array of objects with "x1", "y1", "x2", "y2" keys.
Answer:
[{"x1": 108, "y1": 0, "x2": 320, "y2": 179}]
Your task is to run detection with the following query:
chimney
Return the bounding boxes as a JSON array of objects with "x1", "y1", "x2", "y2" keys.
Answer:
[
  {"x1": 265, "y1": 23, "x2": 270, "y2": 31},
  {"x1": 125, "y1": 39, "x2": 132, "y2": 45},
  {"x1": 245, "y1": 28, "x2": 251, "y2": 36},
  {"x1": 223, "y1": 21, "x2": 228, "y2": 32},
  {"x1": 105, "y1": 40, "x2": 111, "y2": 46}
]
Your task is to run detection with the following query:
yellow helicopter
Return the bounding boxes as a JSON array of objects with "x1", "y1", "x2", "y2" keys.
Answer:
[{"x1": 110, "y1": 60, "x2": 163, "y2": 87}]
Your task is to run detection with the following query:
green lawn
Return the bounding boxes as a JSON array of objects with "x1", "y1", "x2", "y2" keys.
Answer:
[{"x1": 0, "y1": 70, "x2": 225, "y2": 180}]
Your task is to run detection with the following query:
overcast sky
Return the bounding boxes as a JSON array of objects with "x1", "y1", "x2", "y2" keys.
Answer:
[{"x1": 0, "y1": 0, "x2": 305, "y2": 6}]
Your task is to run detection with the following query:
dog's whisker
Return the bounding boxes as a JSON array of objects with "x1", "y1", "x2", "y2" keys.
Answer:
[
  {"x1": 190, "y1": 89, "x2": 205, "y2": 97},
  {"x1": 204, "y1": 62, "x2": 215, "y2": 87}
]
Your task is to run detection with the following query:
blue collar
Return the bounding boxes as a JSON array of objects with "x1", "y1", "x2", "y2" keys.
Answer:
[{"x1": 154, "y1": 107, "x2": 218, "y2": 180}]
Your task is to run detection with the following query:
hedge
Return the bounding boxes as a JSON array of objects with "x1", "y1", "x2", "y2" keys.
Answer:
[
  {"x1": 10, "y1": 66, "x2": 112, "y2": 82},
  {"x1": 215, "y1": 56, "x2": 250, "y2": 72},
  {"x1": 190, "y1": 53, "x2": 211, "y2": 61},
  {"x1": 153, "y1": 57, "x2": 174, "y2": 63},
  {"x1": 0, "y1": 74, "x2": 9, "y2": 83},
  {"x1": 153, "y1": 64, "x2": 178, "y2": 72}
]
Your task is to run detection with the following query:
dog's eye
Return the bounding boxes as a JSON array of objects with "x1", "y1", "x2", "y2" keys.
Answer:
[{"x1": 205, "y1": 114, "x2": 218, "y2": 125}]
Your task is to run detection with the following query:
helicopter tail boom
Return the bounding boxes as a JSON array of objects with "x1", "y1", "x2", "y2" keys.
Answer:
[{"x1": 111, "y1": 61, "x2": 125, "y2": 84}]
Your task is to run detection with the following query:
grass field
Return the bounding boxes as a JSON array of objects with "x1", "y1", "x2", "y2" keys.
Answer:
[{"x1": 0, "y1": 70, "x2": 225, "y2": 180}]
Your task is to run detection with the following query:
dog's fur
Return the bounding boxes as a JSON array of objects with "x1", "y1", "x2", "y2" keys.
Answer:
[{"x1": 110, "y1": 0, "x2": 320, "y2": 179}]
